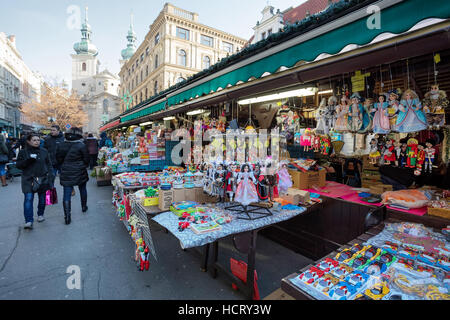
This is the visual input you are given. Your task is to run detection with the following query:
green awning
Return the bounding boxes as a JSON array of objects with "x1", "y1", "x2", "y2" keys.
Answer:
[
  {"x1": 121, "y1": 101, "x2": 166, "y2": 123},
  {"x1": 167, "y1": 0, "x2": 450, "y2": 106}
]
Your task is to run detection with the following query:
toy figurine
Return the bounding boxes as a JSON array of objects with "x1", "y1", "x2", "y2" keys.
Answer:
[
  {"x1": 387, "y1": 89, "x2": 400, "y2": 130},
  {"x1": 234, "y1": 164, "x2": 259, "y2": 206},
  {"x1": 325, "y1": 96, "x2": 338, "y2": 133},
  {"x1": 225, "y1": 163, "x2": 238, "y2": 202},
  {"x1": 394, "y1": 140, "x2": 402, "y2": 167},
  {"x1": 415, "y1": 143, "x2": 426, "y2": 176},
  {"x1": 406, "y1": 138, "x2": 419, "y2": 168},
  {"x1": 347, "y1": 92, "x2": 371, "y2": 133},
  {"x1": 383, "y1": 139, "x2": 396, "y2": 165},
  {"x1": 423, "y1": 84, "x2": 449, "y2": 129},
  {"x1": 213, "y1": 163, "x2": 226, "y2": 202},
  {"x1": 394, "y1": 89, "x2": 428, "y2": 133},
  {"x1": 294, "y1": 132, "x2": 301, "y2": 145},
  {"x1": 369, "y1": 138, "x2": 381, "y2": 165},
  {"x1": 277, "y1": 161, "x2": 292, "y2": 195},
  {"x1": 398, "y1": 141, "x2": 408, "y2": 168},
  {"x1": 424, "y1": 139, "x2": 436, "y2": 174},
  {"x1": 300, "y1": 128, "x2": 312, "y2": 152},
  {"x1": 315, "y1": 98, "x2": 328, "y2": 135},
  {"x1": 312, "y1": 131, "x2": 321, "y2": 152},
  {"x1": 371, "y1": 93, "x2": 390, "y2": 134},
  {"x1": 320, "y1": 135, "x2": 331, "y2": 155},
  {"x1": 335, "y1": 96, "x2": 350, "y2": 132}
]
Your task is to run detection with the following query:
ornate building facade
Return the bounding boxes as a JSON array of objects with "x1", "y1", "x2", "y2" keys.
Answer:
[{"x1": 118, "y1": 3, "x2": 247, "y2": 112}]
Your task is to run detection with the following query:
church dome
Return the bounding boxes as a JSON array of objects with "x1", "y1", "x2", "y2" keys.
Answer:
[
  {"x1": 73, "y1": 7, "x2": 98, "y2": 56},
  {"x1": 121, "y1": 15, "x2": 137, "y2": 61}
]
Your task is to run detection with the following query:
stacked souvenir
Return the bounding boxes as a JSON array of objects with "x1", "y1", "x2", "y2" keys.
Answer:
[{"x1": 290, "y1": 222, "x2": 449, "y2": 300}]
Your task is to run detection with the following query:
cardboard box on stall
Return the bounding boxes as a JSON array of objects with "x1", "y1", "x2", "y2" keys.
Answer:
[
  {"x1": 184, "y1": 188, "x2": 197, "y2": 201},
  {"x1": 287, "y1": 188, "x2": 310, "y2": 203},
  {"x1": 297, "y1": 169, "x2": 326, "y2": 190},
  {"x1": 288, "y1": 169, "x2": 301, "y2": 189},
  {"x1": 173, "y1": 188, "x2": 186, "y2": 202},
  {"x1": 194, "y1": 187, "x2": 205, "y2": 203},
  {"x1": 369, "y1": 184, "x2": 393, "y2": 195},
  {"x1": 158, "y1": 189, "x2": 174, "y2": 211},
  {"x1": 280, "y1": 194, "x2": 300, "y2": 206}
]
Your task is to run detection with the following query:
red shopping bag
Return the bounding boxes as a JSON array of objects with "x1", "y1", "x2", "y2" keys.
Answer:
[
  {"x1": 230, "y1": 258, "x2": 260, "y2": 300},
  {"x1": 45, "y1": 188, "x2": 58, "y2": 205}
]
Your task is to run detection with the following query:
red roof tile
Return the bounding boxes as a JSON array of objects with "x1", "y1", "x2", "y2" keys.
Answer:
[{"x1": 283, "y1": 0, "x2": 340, "y2": 24}]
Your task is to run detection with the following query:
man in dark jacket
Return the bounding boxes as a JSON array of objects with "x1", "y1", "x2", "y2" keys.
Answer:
[
  {"x1": 85, "y1": 133, "x2": 99, "y2": 170},
  {"x1": 44, "y1": 125, "x2": 64, "y2": 178},
  {"x1": 16, "y1": 133, "x2": 54, "y2": 229},
  {"x1": 0, "y1": 129, "x2": 9, "y2": 186},
  {"x1": 56, "y1": 127, "x2": 89, "y2": 225}
]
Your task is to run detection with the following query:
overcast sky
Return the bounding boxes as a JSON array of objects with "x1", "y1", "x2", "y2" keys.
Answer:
[{"x1": 1, "y1": 0, "x2": 305, "y2": 87}]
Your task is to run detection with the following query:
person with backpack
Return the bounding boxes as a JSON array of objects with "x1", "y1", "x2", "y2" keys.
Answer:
[
  {"x1": 56, "y1": 127, "x2": 89, "y2": 225},
  {"x1": 16, "y1": 133, "x2": 54, "y2": 229},
  {"x1": 85, "y1": 133, "x2": 99, "y2": 170}
]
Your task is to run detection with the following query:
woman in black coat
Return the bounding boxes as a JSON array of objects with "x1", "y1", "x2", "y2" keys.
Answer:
[
  {"x1": 56, "y1": 127, "x2": 89, "y2": 225},
  {"x1": 16, "y1": 133, "x2": 54, "y2": 229}
]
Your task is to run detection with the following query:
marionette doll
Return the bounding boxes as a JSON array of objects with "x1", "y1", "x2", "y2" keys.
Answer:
[
  {"x1": 213, "y1": 163, "x2": 226, "y2": 201},
  {"x1": 415, "y1": 143, "x2": 426, "y2": 176},
  {"x1": 406, "y1": 138, "x2": 419, "y2": 168},
  {"x1": 424, "y1": 139, "x2": 436, "y2": 174},
  {"x1": 325, "y1": 96, "x2": 338, "y2": 133},
  {"x1": 312, "y1": 131, "x2": 321, "y2": 152},
  {"x1": 371, "y1": 93, "x2": 390, "y2": 134},
  {"x1": 315, "y1": 98, "x2": 328, "y2": 135},
  {"x1": 383, "y1": 139, "x2": 396, "y2": 165},
  {"x1": 294, "y1": 132, "x2": 301, "y2": 145},
  {"x1": 423, "y1": 84, "x2": 449, "y2": 129},
  {"x1": 395, "y1": 89, "x2": 428, "y2": 133},
  {"x1": 300, "y1": 128, "x2": 312, "y2": 152},
  {"x1": 320, "y1": 135, "x2": 331, "y2": 155},
  {"x1": 225, "y1": 163, "x2": 238, "y2": 202},
  {"x1": 262, "y1": 160, "x2": 279, "y2": 201},
  {"x1": 277, "y1": 161, "x2": 293, "y2": 195},
  {"x1": 387, "y1": 90, "x2": 400, "y2": 130},
  {"x1": 253, "y1": 162, "x2": 269, "y2": 201},
  {"x1": 394, "y1": 140, "x2": 402, "y2": 167},
  {"x1": 335, "y1": 96, "x2": 349, "y2": 132},
  {"x1": 347, "y1": 92, "x2": 371, "y2": 133},
  {"x1": 234, "y1": 164, "x2": 259, "y2": 206},
  {"x1": 398, "y1": 142, "x2": 408, "y2": 168},
  {"x1": 369, "y1": 138, "x2": 381, "y2": 164}
]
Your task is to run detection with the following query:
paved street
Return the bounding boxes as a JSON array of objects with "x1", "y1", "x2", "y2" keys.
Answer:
[{"x1": 0, "y1": 174, "x2": 312, "y2": 300}]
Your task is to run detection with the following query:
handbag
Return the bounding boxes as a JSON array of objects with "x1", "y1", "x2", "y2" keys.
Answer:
[
  {"x1": 45, "y1": 187, "x2": 58, "y2": 205},
  {"x1": 31, "y1": 175, "x2": 49, "y2": 193}
]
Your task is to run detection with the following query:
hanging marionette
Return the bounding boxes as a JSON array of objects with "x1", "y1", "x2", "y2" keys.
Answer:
[
  {"x1": 369, "y1": 138, "x2": 381, "y2": 165},
  {"x1": 371, "y1": 93, "x2": 391, "y2": 134},
  {"x1": 320, "y1": 135, "x2": 331, "y2": 155},
  {"x1": 424, "y1": 139, "x2": 436, "y2": 174},
  {"x1": 277, "y1": 161, "x2": 293, "y2": 195},
  {"x1": 300, "y1": 128, "x2": 312, "y2": 152},
  {"x1": 394, "y1": 89, "x2": 428, "y2": 133},
  {"x1": 225, "y1": 162, "x2": 238, "y2": 202},
  {"x1": 415, "y1": 143, "x2": 426, "y2": 176},
  {"x1": 262, "y1": 159, "x2": 279, "y2": 201},
  {"x1": 315, "y1": 98, "x2": 328, "y2": 135},
  {"x1": 405, "y1": 138, "x2": 419, "y2": 168},
  {"x1": 334, "y1": 96, "x2": 350, "y2": 132},
  {"x1": 213, "y1": 163, "x2": 226, "y2": 202},
  {"x1": 234, "y1": 163, "x2": 259, "y2": 206},
  {"x1": 325, "y1": 96, "x2": 338, "y2": 133},
  {"x1": 394, "y1": 140, "x2": 402, "y2": 167},
  {"x1": 383, "y1": 139, "x2": 396, "y2": 165},
  {"x1": 423, "y1": 84, "x2": 449, "y2": 129},
  {"x1": 347, "y1": 92, "x2": 371, "y2": 133},
  {"x1": 253, "y1": 162, "x2": 269, "y2": 201},
  {"x1": 398, "y1": 141, "x2": 408, "y2": 168},
  {"x1": 311, "y1": 130, "x2": 321, "y2": 152}
]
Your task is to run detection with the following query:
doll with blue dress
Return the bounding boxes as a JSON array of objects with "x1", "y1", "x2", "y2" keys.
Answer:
[
  {"x1": 394, "y1": 89, "x2": 428, "y2": 133},
  {"x1": 347, "y1": 92, "x2": 371, "y2": 133},
  {"x1": 371, "y1": 93, "x2": 390, "y2": 134}
]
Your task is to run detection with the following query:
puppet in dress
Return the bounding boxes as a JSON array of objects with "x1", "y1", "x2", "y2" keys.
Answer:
[
  {"x1": 320, "y1": 135, "x2": 331, "y2": 155},
  {"x1": 300, "y1": 128, "x2": 312, "y2": 152},
  {"x1": 213, "y1": 163, "x2": 226, "y2": 201},
  {"x1": 312, "y1": 131, "x2": 321, "y2": 152},
  {"x1": 371, "y1": 93, "x2": 391, "y2": 134},
  {"x1": 415, "y1": 143, "x2": 426, "y2": 176},
  {"x1": 325, "y1": 96, "x2": 338, "y2": 133},
  {"x1": 387, "y1": 89, "x2": 400, "y2": 130},
  {"x1": 424, "y1": 139, "x2": 436, "y2": 174},
  {"x1": 234, "y1": 164, "x2": 259, "y2": 206},
  {"x1": 422, "y1": 84, "x2": 449, "y2": 129},
  {"x1": 369, "y1": 138, "x2": 381, "y2": 164},
  {"x1": 277, "y1": 161, "x2": 293, "y2": 195},
  {"x1": 383, "y1": 139, "x2": 396, "y2": 165},
  {"x1": 394, "y1": 89, "x2": 428, "y2": 133},
  {"x1": 394, "y1": 140, "x2": 402, "y2": 167},
  {"x1": 315, "y1": 98, "x2": 328, "y2": 135},
  {"x1": 398, "y1": 142, "x2": 408, "y2": 168},
  {"x1": 347, "y1": 92, "x2": 371, "y2": 133},
  {"x1": 334, "y1": 96, "x2": 350, "y2": 132}
]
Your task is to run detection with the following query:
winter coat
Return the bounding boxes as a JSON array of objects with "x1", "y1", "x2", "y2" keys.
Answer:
[
  {"x1": 16, "y1": 145, "x2": 54, "y2": 194},
  {"x1": 56, "y1": 135, "x2": 89, "y2": 187},
  {"x1": 44, "y1": 132, "x2": 64, "y2": 167},
  {"x1": 85, "y1": 137, "x2": 99, "y2": 155},
  {"x1": 0, "y1": 135, "x2": 8, "y2": 155}
]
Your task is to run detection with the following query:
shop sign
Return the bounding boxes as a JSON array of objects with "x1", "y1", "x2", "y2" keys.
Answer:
[{"x1": 351, "y1": 70, "x2": 371, "y2": 92}]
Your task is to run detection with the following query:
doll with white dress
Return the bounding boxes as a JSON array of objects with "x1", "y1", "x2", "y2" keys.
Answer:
[
  {"x1": 334, "y1": 96, "x2": 350, "y2": 132},
  {"x1": 277, "y1": 161, "x2": 293, "y2": 195},
  {"x1": 234, "y1": 164, "x2": 259, "y2": 206}
]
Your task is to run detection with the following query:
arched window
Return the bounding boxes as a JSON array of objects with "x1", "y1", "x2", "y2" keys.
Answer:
[
  {"x1": 154, "y1": 81, "x2": 158, "y2": 95},
  {"x1": 178, "y1": 49, "x2": 187, "y2": 66},
  {"x1": 103, "y1": 99, "x2": 109, "y2": 114},
  {"x1": 140, "y1": 92, "x2": 143, "y2": 103},
  {"x1": 82, "y1": 62, "x2": 86, "y2": 71},
  {"x1": 203, "y1": 56, "x2": 211, "y2": 69},
  {"x1": 145, "y1": 88, "x2": 148, "y2": 100},
  {"x1": 146, "y1": 65, "x2": 149, "y2": 77},
  {"x1": 141, "y1": 70, "x2": 143, "y2": 82}
]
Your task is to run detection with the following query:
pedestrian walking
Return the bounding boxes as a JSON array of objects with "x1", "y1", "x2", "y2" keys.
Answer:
[
  {"x1": 16, "y1": 133, "x2": 54, "y2": 229},
  {"x1": 56, "y1": 127, "x2": 89, "y2": 225},
  {"x1": 85, "y1": 133, "x2": 99, "y2": 170},
  {"x1": 0, "y1": 128, "x2": 10, "y2": 187},
  {"x1": 43, "y1": 125, "x2": 64, "y2": 181}
]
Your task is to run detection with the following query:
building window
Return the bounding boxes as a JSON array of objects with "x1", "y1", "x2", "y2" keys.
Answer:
[
  {"x1": 154, "y1": 81, "x2": 158, "y2": 95},
  {"x1": 103, "y1": 99, "x2": 109, "y2": 114},
  {"x1": 82, "y1": 62, "x2": 86, "y2": 71},
  {"x1": 261, "y1": 32, "x2": 266, "y2": 40},
  {"x1": 203, "y1": 56, "x2": 211, "y2": 69},
  {"x1": 145, "y1": 88, "x2": 148, "y2": 99},
  {"x1": 176, "y1": 27, "x2": 190, "y2": 40},
  {"x1": 140, "y1": 92, "x2": 143, "y2": 103},
  {"x1": 146, "y1": 65, "x2": 149, "y2": 77},
  {"x1": 222, "y1": 41, "x2": 233, "y2": 53},
  {"x1": 268, "y1": 29, "x2": 273, "y2": 36},
  {"x1": 154, "y1": 55, "x2": 159, "y2": 69},
  {"x1": 81, "y1": 83, "x2": 86, "y2": 87},
  {"x1": 201, "y1": 35, "x2": 213, "y2": 47},
  {"x1": 155, "y1": 33, "x2": 160, "y2": 45},
  {"x1": 145, "y1": 47, "x2": 149, "y2": 56},
  {"x1": 140, "y1": 53, "x2": 144, "y2": 62},
  {"x1": 177, "y1": 77, "x2": 185, "y2": 84},
  {"x1": 141, "y1": 70, "x2": 143, "y2": 82},
  {"x1": 178, "y1": 49, "x2": 187, "y2": 66}
]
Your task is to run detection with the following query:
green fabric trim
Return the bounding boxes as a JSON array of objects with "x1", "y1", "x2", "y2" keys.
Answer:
[
  {"x1": 168, "y1": 0, "x2": 450, "y2": 106},
  {"x1": 121, "y1": 101, "x2": 166, "y2": 123}
]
